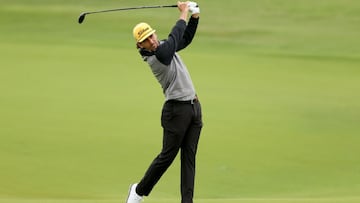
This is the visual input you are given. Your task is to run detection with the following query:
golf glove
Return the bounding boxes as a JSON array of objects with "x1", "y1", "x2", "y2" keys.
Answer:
[{"x1": 188, "y1": 1, "x2": 200, "y2": 14}]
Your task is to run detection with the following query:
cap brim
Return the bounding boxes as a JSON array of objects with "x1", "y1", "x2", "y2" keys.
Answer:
[{"x1": 138, "y1": 30, "x2": 156, "y2": 42}]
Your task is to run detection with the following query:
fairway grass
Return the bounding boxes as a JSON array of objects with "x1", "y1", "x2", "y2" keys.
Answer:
[
  {"x1": 1, "y1": 198, "x2": 360, "y2": 203},
  {"x1": 1, "y1": 0, "x2": 360, "y2": 201}
]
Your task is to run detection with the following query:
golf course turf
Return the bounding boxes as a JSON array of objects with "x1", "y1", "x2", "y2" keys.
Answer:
[{"x1": 1, "y1": 0, "x2": 359, "y2": 202}]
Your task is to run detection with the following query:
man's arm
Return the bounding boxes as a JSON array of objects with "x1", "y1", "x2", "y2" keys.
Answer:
[
  {"x1": 155, "y1": 2, "x2": 190, "y2": 65},
  {"x1": 176, "y1": 16, "x2": 199, "y2": 51}
]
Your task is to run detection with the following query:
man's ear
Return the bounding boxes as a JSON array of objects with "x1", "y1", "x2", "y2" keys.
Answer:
[{"x1": 136, "y1": 42, "x2": 142, "y2": 49}]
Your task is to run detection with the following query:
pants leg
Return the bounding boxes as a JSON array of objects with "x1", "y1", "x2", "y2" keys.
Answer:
[
  {"x1": 136, "y1": 102, "x2": 194, "y2": 196},
  {"x1": 181, "y1": 102, "x2": 202, "y2": 203}
]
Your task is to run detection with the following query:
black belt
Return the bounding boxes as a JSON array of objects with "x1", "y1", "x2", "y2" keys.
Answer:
[{"x1": 166, "y1": 97, "x2": 199, "y2": 104}]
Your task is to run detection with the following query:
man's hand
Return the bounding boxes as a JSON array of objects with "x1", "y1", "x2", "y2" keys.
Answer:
[
  {"x1": 188, "y1": 1, "x2": 197, "y2": 8},
  {"x1": 178, "y1": 1, "x2": 190, "y2": 21},
  {"x1": 188, "y1": 1, "x2": 200, "y2": 17}
]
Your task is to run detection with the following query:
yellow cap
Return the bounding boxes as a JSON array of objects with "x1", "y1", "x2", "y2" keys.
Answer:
[{"x1": 133, "y1": 22, "x2": 156, "y2": 43}]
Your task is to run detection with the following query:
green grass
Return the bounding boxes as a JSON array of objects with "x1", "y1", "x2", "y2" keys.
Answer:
[
  {"x1": 1, "y1": 198, "x2": 360, "y2": 203},
  {"x1": 1, "y1": 0, "x2": 360, "y2": 202}
]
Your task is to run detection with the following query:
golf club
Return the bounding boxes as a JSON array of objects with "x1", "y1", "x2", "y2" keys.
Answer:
[{"x1": 78, "y1": 5, "x2": 178, "y2": 24}]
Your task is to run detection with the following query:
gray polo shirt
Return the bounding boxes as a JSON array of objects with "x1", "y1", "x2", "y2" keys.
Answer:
[{"x1": 139, "y1": 17, "x2": 199, "y2": 101}]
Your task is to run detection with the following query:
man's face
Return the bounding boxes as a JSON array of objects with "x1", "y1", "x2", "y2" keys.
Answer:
[{"x1": 138, "y1": 33, "x2": 159, "y2": 51}]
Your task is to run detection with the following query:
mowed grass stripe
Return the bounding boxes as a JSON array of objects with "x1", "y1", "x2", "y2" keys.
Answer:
[{"x1": 1, "y1": 197, "x2": 360, "y2": 203}]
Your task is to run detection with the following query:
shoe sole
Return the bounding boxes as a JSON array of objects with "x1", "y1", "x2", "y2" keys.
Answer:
[{"x1": 125, "y1": 184, "x2": 134, "y2": 203}]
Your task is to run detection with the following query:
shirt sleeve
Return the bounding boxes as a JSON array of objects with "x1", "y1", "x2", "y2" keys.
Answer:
[
  {"x1": 176, "y1": 17, "x2": 199, "y2": 51},
  {"x1": 155, "y1": 17, "x2": 199, "y2": 66}
]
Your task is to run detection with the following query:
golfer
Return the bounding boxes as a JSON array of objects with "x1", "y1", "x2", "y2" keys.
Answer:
[{"x1": 126, "y1": 1, "x2": 202, "y2": 203}]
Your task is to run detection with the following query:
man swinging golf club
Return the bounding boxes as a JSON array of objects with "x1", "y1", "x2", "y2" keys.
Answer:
[{"x1": 126, "y1": 1, "x2": 202, "y2": 203}]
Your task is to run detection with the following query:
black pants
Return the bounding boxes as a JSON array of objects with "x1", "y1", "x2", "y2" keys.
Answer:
[{"x1": 136, "y1": 99, "x2": 203, "y2": 203}]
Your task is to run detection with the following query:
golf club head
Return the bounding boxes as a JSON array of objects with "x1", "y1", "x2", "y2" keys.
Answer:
[{"x1": 78, "y1": 13, "x2": 86, "y2": 24}]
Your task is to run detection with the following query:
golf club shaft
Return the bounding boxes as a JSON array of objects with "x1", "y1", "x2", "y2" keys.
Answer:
[
  {"x1": 85, "y1": 5, "x2": 177, "y2": 15},
  {"x1": 78, "y1": 4, "x2": 177, "y2": 24}
]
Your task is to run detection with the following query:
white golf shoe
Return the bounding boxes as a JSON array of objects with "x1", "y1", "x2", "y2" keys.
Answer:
[{"x1": 126, "y1": 183, "x2": 143, "y2": 203}]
